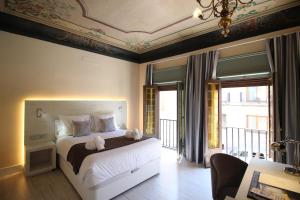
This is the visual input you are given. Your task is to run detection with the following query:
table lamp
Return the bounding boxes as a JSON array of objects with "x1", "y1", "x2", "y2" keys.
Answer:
[{"x1": 271, "y1": 138, "x2": 300, "y2": 176}]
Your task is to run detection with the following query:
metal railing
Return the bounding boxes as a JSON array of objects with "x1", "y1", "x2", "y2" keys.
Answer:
[
  {"x1": 158, "y1": 121, "x2": 270, "y2": 160},
  {"x1": 160, "y1": 119, "x2": 177, "y2": 149},
  {"x1": 222, "y1": 127, "x2": 270, "y2": 162}
]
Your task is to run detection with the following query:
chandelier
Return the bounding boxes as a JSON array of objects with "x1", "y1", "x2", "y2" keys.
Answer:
[{"x1": 193, "y1": 0, "x2": 254, "y2": 37}]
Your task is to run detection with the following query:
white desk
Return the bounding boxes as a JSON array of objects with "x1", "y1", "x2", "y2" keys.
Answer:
[{"x1": 235, "y1": 159, "x2": 300, "y2": 200}]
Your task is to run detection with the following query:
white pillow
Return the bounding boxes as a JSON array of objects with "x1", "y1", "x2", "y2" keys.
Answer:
[
  {"x1": 92, "y1": 113, "x2": 119, "y2": 132},
  {"x1": 58, "y1": 114, "x2": 90, "y2": 135},
  {"x1": 55, "y1": 120, "x2": 68, "y2": 138}
]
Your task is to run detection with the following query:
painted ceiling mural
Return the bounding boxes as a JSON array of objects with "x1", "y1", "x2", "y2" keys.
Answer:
[{"x1": 0, "y1": 0, "x2": 299, "y2": 53}]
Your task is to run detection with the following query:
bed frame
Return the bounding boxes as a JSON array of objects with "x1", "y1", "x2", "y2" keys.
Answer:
[
  {"x1": 25, "y1": 100, "x2": 160, "y2": 199},
  {"x1": 59, "y1": 156, "x2": 160, "y2": 200}
]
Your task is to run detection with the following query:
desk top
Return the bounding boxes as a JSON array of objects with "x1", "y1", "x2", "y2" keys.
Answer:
[{"x1": 235, "y1": 159, "x2": 300, "y2": 200}]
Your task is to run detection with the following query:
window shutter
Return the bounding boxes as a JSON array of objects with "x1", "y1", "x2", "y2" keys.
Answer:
[
  {"x1": 207, "y1": 81, "x2": 221, "y2": 149},
  {"x1": 143, "y1": 85, "x2": 158, "y2": 137}
]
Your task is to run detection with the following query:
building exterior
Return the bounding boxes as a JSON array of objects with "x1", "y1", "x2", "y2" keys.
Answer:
[
  {"x1": 221, "y1": 86, "x2": 269, "y2": 161},
  {"x1": 222, "y1": 86, "x2": 268, "y2": 130}
]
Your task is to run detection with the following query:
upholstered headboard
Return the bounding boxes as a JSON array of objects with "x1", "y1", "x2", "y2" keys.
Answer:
[{"x1": 24, "y1": 100, "x2": 127, "y2": 145}]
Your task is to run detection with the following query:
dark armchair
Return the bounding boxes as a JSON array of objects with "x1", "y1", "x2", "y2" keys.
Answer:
[{"x1": 210, "y1": 153, "x2": 248, "y2": 200}]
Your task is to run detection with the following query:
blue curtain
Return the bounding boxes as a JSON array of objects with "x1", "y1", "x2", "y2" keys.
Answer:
[
  {"x1": 184, "y1": 51, "x2": 219, "y2": 164},
  {"x1": 266, "y1": 32, "x2": 300, "y2": 164}
]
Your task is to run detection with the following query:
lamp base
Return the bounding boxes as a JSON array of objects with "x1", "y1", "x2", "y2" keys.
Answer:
[{"x1": 284, "y1": 167, "x2": 300, "y2": 176}]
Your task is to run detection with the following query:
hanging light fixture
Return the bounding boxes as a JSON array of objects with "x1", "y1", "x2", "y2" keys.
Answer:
[{"x1": 193, "y1": 0, "x2": 254, "y2": 37}]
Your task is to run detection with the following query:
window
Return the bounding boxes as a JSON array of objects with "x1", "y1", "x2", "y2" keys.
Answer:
[
  {"x1": 222, "y1": 114, "x2": 227, "y2": 127},
  {"x1": 247, "y1": 87, "x2": 257, "y2": 101},
  {"x1": 246, "y1": 86, "x2": 267, "y2": 102},
  {"x1": 227, "y1": 93, "x2": 231, "y2": 102},
  {"x1": 240, "y1": 92, "x2": 243, "y2": 102},
  {"x1": 222, "y1": 92, "x2": 231, "y2": 103},
  {"x1": 246, "y1": 115, "x2": 268, "y2": 130}
]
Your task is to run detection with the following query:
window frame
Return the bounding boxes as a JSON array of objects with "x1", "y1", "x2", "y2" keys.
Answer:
[{"x1": 221, "y1": 78, "x2": 269, "y2": 88}]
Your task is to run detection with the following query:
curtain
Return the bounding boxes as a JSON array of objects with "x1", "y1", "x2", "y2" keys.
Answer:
[
  {"x1": 266, "y1": 32, "x2": 300, "y2": 164},
  {"x1": 177, "y1": 82, "x2": 185, "y2": 160},
  {"x1": 184, "y1": 51, "x2": 219, "y2": 164},
  {"x1": 145, "y1": 64, "x2": 154, "y2": 86}
]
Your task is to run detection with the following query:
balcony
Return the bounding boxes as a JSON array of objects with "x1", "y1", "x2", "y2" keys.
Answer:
[
  {"x1": 159, "y1": 119, "x2": 270, "y2": 162},
  {"x1": 222, "y1": 127, "x2": 270, "y2": 162},
  {"x1": 160, "y1": 119, "x2": 177, "y2": 150}
]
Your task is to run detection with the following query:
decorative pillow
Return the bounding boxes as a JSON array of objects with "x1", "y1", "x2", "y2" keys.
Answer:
[
  {"x1": 72, "y1": 120, "x2": 91, "y2": 137},
  {"x1": 59, "y1": 115, "x2": 90, "y2": 135},
  {"x1": 99, "y1": 117, "x2": 116, "y2": 132},
  {"x1": 92, "y1": 113, "x2": 119, "y2": 132},
  {"x1": 55, "y1": 120, "x2": 68, "y2": 138}
]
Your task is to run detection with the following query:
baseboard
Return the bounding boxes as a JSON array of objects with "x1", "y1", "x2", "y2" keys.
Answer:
[{"x1": 0, "y1": 164, "x2": 23, "y2": 179}]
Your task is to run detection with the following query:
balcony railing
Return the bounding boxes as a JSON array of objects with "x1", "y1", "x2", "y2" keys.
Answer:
[
  {"x1": 222, "y1": 127, "x2": 270, "y2": 162},
  {"x1": 160, "y1": 119, "x2": 177, "y2": 149},
  {"x1": 158, "y1": 120, "x2": 270, "y2": 161}
]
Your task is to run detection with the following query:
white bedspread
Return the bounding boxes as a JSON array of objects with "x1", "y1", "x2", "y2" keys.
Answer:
[{"x1": 56, "y1": 130, "x2": 161, "y2": 188}]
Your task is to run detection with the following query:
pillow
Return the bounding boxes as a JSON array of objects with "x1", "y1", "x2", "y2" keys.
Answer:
[
  {"x1": 72, "y1": 120, "x2": 91, "y2": 137},
  {"x1": 59, "y1": 114, "x2": 90, "y2": 135},
  {"x1": 55, "y1": 120, "x2": 67, "y2": 138},
  {"x1": 92, "y1": 113, "x2": 119, "y2": 132},
  {"x1": 99, "y1": 117, "x2": 116, "y2": 132}
]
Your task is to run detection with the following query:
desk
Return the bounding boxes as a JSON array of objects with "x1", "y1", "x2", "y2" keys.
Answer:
[{"x1": 235, "y1": 159, "x2": 300, "y2": 200}]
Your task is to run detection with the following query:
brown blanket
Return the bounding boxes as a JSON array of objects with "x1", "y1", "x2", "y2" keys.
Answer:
[{"x1": 67, "y1": 136, "x2": 151, "y2": 174}]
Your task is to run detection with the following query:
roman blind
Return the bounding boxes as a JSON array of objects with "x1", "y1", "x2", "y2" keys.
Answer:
[
  {"x1": 216, "y1": 51, "x2": 271, "y2": 79},
  {"x1": 153, "y1": 65, "x2": 186, "y2": 83}
]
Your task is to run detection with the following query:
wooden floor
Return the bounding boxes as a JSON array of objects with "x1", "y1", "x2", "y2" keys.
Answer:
[{"x1": 0, "y1": 148, "x2": 212, "y2": 200}]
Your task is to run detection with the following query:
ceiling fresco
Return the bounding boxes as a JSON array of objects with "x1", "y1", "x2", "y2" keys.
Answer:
[{"x1": 0, "y1": 0, "x2": 299, "y2": 53}]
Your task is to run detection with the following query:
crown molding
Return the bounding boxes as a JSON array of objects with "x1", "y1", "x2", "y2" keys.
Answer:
[
  {"x1": 0, "y1": 12, "x2": 140, "y2": 63},
  {"x1": 139, "y1": 5, "x2": 300, "y2": 63},
  {"x1": 0, "y1": 5, "x2": 299, "y2": 64}
]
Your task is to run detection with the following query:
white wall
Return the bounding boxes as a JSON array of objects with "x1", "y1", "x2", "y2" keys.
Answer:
[{"x1": 0, "y1": 31, "x2": 140, "y2": 169}]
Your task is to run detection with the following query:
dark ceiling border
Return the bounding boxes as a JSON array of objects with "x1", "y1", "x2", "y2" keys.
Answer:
[
  {"x1": 0, "y1": 5, "x2": 299, "y2": 64},
  {"x1": 139, "y1": 5, "x2": 300, "y2": 63},
  {"x1": 0, "y1": 12, "x2": 140, "y2": 63}
]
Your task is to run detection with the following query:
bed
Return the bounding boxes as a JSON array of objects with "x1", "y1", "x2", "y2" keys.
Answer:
[
  {"x1": 56, "y1": 130, "x2": 161, "y2": 200},
  {"x1": 25, "y1": 100, "x2": 160, "y2": 200}
]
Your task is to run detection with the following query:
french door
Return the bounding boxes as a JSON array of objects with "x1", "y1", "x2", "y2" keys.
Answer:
[{"x1": 206, "y1": 78, "x2": 274, "y2": 163}]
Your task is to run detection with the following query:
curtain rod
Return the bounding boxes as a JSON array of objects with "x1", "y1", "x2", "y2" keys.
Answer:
[{"x1": 149, "y1": 26, "x2": 300, "y2": 65}]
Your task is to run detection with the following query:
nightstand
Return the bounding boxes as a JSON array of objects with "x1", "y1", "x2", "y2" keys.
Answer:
[{"x1": 25, "y1": 141, "x2": 56, "y2": 176}]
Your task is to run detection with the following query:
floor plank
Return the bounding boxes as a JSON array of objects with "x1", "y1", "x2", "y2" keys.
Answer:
[{"x1": 0, "y1": 148, "x2": 212, "y2": 200}]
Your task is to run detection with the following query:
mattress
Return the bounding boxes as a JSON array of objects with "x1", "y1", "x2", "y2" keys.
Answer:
[{"x1": 56, "y1": 130, "x2": 161, "y2": 189}]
